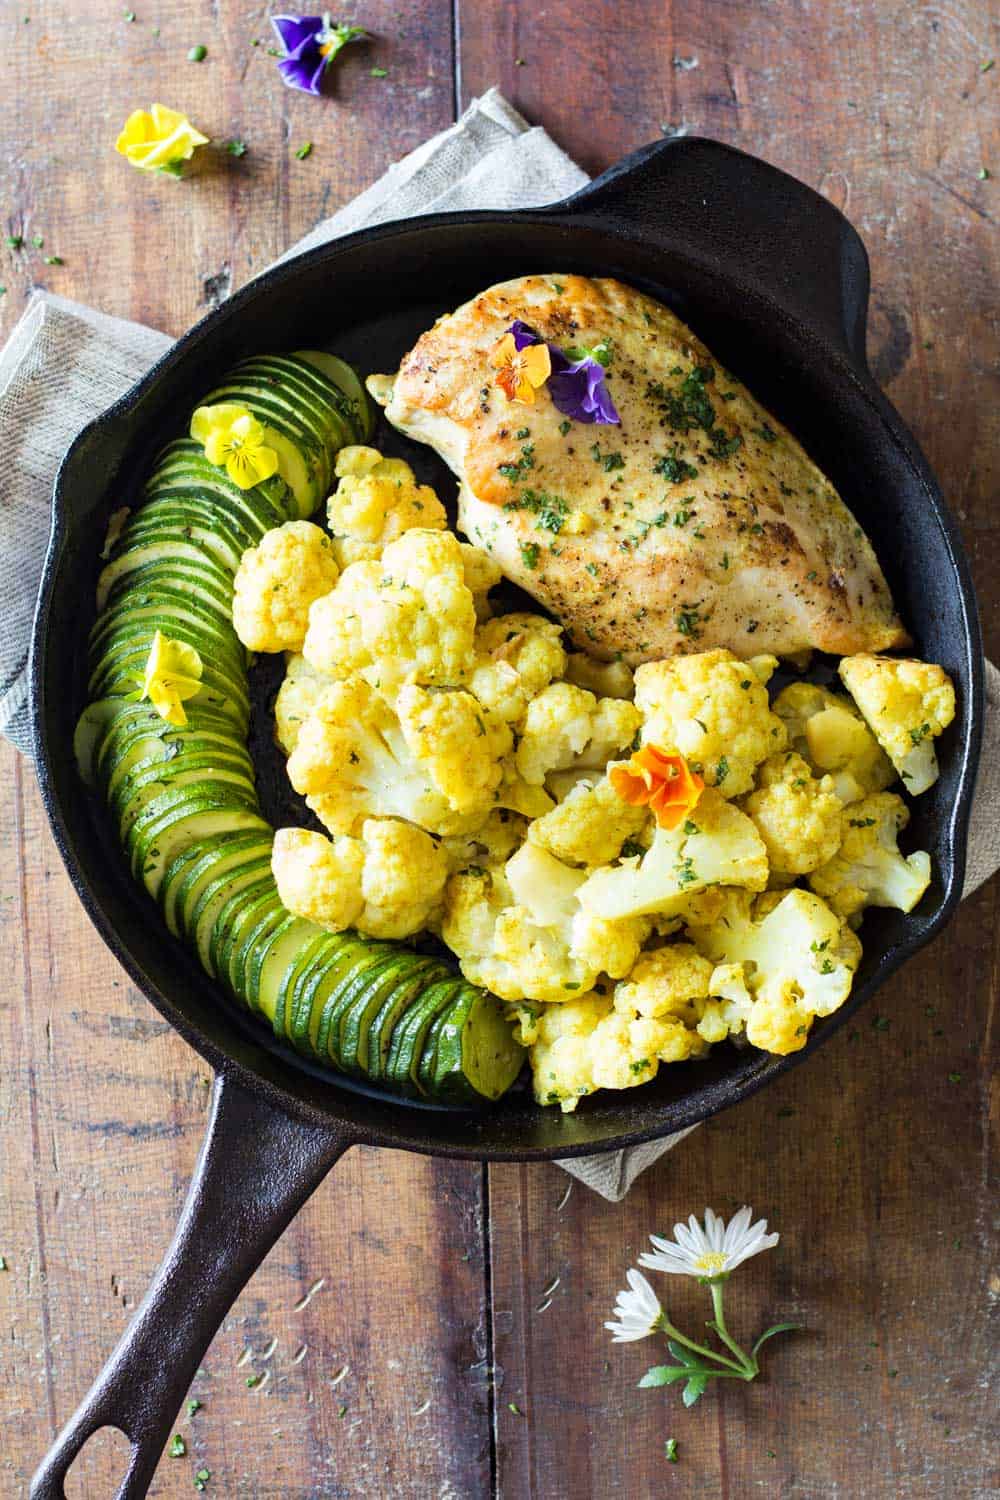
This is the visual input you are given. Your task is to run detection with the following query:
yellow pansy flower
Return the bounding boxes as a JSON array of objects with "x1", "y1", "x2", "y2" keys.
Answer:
[
  {"x1": 489, "y1": 332, "x2": 551, "y2": 405},
  {"x1": 116, "y1": 104, "x2": 210, "y2": 176},
  {"x1": 190, "y1": 404, "x2": 280, "y2": 491},
  {"x1": 138, "y1": 631, "x2": 203, "y2": 726}
]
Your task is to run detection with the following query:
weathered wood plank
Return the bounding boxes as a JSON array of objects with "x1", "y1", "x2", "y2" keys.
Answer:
[{"x1": 465, "y1": 2, "x2": 999, "y2": 1496}]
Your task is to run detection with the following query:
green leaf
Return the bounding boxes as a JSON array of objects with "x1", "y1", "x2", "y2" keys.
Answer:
[
  {"x1": 682, "y1": 1374, "x2": 709, "y2": 1407},
  {"x1": 752, "y1": 1322, "x2": 801, "y2": 1358},
  {"x1": 666, "y1": 1340, "x2": 701, "y2": 1368},
  {"x1": 638, "y1": 1365, "x2": 690, "y2": 1388}
]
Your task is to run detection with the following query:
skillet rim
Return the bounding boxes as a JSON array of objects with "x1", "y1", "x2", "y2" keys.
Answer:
[{"x1": 29, "y1": 139, "x2": 984, "y2": 1159}]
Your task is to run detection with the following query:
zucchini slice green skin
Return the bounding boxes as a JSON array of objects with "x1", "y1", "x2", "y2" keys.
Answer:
[{"x1": 74, "y1": 350, "x2": 524, "y2": 1106}]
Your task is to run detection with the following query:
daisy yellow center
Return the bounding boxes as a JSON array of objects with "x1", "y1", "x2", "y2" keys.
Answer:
[{"x1": 693, "y1": 1250, "x2": 728, "y2": 1275}]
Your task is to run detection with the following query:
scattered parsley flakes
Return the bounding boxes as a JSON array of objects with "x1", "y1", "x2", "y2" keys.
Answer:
[
  {"x1": 520, "y1": 542, "x2": 540, "y2": 569},
  {"x1": 194, "y1": 1469, "x2": 211, "y2": 1492},
  {"x1": 981, "y1": 58, "x2": 995, "y2": 72},
  {"x1": 225, "y1": 140, "x2": 248, "y2": 157},
  {"x1": 654, "y1": 448, "x2": 698, "y2": 483},
  {"x1": 169, "y1": 1435, "x2": 186, "y2": 1458},
  {"x1": 295, "y1": 142, "x2": 313, "y2": 159},
  {"x1": 31, "y1": 234, "x2": 43, "y2": 248},
  {"x1": 715, "y1": 755, "x2": 730, "y2": 784},
  {"x1": 188, "y1": 44, "x2": 207, "y2": 61},
  {"x1": 43, "y1": 254, "x2": 63, "y2": 265},
  {"x1": 947, "y1": 1071, "x2": 962, "y2": 1083},
  {"x1": 508, "y1": 1402, "x2": 524, "y2": 1415},
  {"x1": 558, "y1": 419, "x2": 571, "y2": 435},
  {"x1": 872, "y1": 1015, "x2": 891, "y2": 1032},
  {"x1": 5, "y1": 235, "x2": 22, "y2": 249},
  {"x1": 338, "y1": 1403, "x2": 347, "y2": 1417},
  {"x1": 245, "y1": 1373, "x2": 260, "y2": 1388},
  {"x1": 186, "y1": 1399, "x2": 202, "y2": 1417},
  {"x1": 370, "y1": 65, "x2": 388, "y2": 77},
  {"x1": 591, "y1": 442, "x2": 625, "y2": 472},
  {"x1": 676, "y1": 605, "x2": 701, "y2": 638},
  {"x1": 978, "y1": 167, "x2": 991, "y2": 180},
  {"x1": 665, "y1": 1438, "x2": 679, "y2": 1463},
  {"x1": 629, "y1": 1058, "x2": 650, "y2": 1075},
  {"x1": 0, "y1": 1255, "x2": 7, "y2": 1270},
  {"x1": 908, "y1": 722, "x2": 932, "y2": 746},
  {"x1": 123, "y1": 7, "x2": 135, "y2": 18}
]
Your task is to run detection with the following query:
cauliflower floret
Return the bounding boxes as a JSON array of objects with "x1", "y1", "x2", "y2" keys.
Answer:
[
  {"x1": 441, "y1": 809, "x2": 529, "y2": 874},
  {"x1": 232, "y1": 520, "x2": 339, "y2": 652},
  {"x1": 515, "y1": 682, "x2": 641, "y2": 785},
  {"x1": 326, "y1": 446, "x2": 447, "y2": 568},
  {"x1": 394, "y1": 682, "x2": 511, "y2": 813},
  {"x1": 742, "y1": 751, "x2": 843, "y2": 876},
  {"x1": 526, "y1": 989, "x2": 708, "y2": 1112},
  {"x1": 697, "y1": 963, "x2": 754, "y2": 1043},
  {"x1": 612, "y1": 944, "x2": 713, "y2": 1021},
  {"x1": 274, "y1": 652, "x2": 335, "y2": 754},
  {"x1": 459, "y1": 543, "x2": 503, "y2": 621},
  {"x1": 528, "y1": 775, "x2": 649, "y2": 867},
  {"x1": 773, "y1": 681, "x2": 894, "y2": 804},
  {"x1": 286, "y1": 677, "x2": 499, "y2": 837},
  {"x1": 272, "y1": 820, "x2": 447, "y2": 939},
  {"x1": 564, "y1": 653, "x2": 635, "y2": 700},
  {"x1": 634, "y1": 649, "x2": 786, "y2": 796},
  {"x1": 441, "y1": 844, "x2": 648, "y2": 1003},
  {"x1": 470, "y1": 612, "x2": 567, "y2": 723},
  {"x1": 578, "y1": 788, "x2": 768, "y2": 921},
  {"x1": 838, "y1": 654, "x2": 955, "y2": 796},
  {"x1": 808, "y1": 791, "x2": 931, "y2": 919},
  {"x1": 303, "y1": 528, "x2": 476, "y2": 696},
  {"x1": 686, "y1": 887, "x2": 862, "y2": 1054}
]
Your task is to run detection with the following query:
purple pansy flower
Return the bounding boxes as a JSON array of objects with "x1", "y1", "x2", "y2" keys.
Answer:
[
  {"x1": 504, "y1": 320, "x2": 620, "y2": 425},
  {"x1": 270, "y1": 14, "x2": 368, "y2": 95}
]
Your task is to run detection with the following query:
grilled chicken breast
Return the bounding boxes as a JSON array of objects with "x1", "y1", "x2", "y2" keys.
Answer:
[{"x1": 368, "y1": 274, "x2": 908, "y2": 662}]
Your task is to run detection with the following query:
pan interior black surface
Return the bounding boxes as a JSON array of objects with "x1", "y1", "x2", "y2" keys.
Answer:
[{"x1": 32, "y1": 140, "x2": 982, "y2": 1160}]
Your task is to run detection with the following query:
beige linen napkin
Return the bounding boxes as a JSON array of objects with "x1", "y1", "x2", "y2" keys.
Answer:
[{"x1": 0, "y1": 89, "x2": 994, "y2": 1200}]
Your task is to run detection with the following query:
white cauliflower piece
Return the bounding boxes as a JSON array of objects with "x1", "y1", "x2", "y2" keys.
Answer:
[
  {"x1": 469, "y1": 612, "x2": 567, "y2": 723},
  {"x1": 326, "y1": 446, "x2": 447, "y2": 568},
  {"x1": 773, "y1": 681, "x2": 894, "y2": 804},
  {"x1": 634, "y1": 649, "x2": 786, "y2": 795},
  {"x1": 528, "y1": 775, "x2": 649, "y2": 867},
  {"x1": 564, "y1": 653, "x2": 635, "y2": 699},
  {"x1": 232, "y1": 520, "x2": 339, "y2": 652},
  {"x1": 274, "y1": 652, "x2": 335, "y2": 754},
  {"x1": 272, "y1": 820, "x2": 447, "y2": 939},
  {"x1": 440, "y1": 844, "x2": 648, "y2": 1003},
  {"x1": 809, "y1": 791, "x2": 931, "y2": 919},
  {"x1": 440, "y1": 809, "x2": 529, "y2": 874},
  {"x1": 286, "y1": 677, "x2": 502, "y2": 837},
  {"x1": 686, "y1": 887, "x2": 862, "y2": 1054},
  {"x1": 697, "y1": 963, "x2": 754, "y2": 1044},
  {"x1": 459, "y1": 543, "x2": 503, "y2": 621},
  {"x1": 526, "y1": 989, "x2": 708, "y2": 1112},
  {"x1": 515, "y1": 682, "x2": 641, "y2": 785},
  {"x1": 303, "y1": 528, "x2": 476, "y2": 696},
  {"x1": 838, "y1": 654, "x2": 956, "y2": 795},
  {"x1": 577, "y1": 788, "x2": 768, "y2": 921},
  {"x1": 742, "y1": 751, "x2": 843, "y2": 876}
]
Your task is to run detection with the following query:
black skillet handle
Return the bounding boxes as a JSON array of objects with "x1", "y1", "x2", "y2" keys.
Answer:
[
  {"x1": 559, "y1": 136, "x2": 872, "y2": 371},
  {"x1": 31, "y1": 1069, "x2": 352, "y2": 1500}
]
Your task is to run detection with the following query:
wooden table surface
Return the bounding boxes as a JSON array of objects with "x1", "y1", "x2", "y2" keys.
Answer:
[{"x1": 2, "y1": 2, "x2": 998, "y2": 1496}]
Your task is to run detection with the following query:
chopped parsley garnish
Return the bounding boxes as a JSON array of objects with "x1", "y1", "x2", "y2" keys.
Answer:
[
  {"x1": 226, "y1": 140, "x2": 248, "y2": 157},
  {"x1": 754, "y1": 421, "x2": 778, "y2": 442},
  {"x1": 948, "y1": 1072, "x2": 962, "y2": 1083},
  {"x1": 370, "y1": 65, "x2": 388, "y2": 77},
  {"x1": 169, "y1": 1435, "x2": 186, "y2": 1457},
  {"x1": 187, "y1": 43, "x2": 207, "y2": 60},
  {"x1": 558, "y1": 419, "x2": 571, "y2": 435},
  {"x1": 682, "y1": 820, "x2": 699, "y2": 836},
  {"x1": 676, "y1": 606, "x2": 702, "y2": 638},
  {"x1": 654, "y1": 448, "x2": 699, "y2": 483},
  {"x1": 516, "y1": 426, "x2": 530, "y2": 439},
  {"x1": 520, "y1": 542, "x2": 540, "y2": 569},
  {"x1": 715, "y1": 756, "x2": 730, "y2": 784},
  {"x1": 872, "y1": 1015, "x2": 891, "y2": 1031},
  {"x1": 591, "y1": 443, "x2": 625, "y2": 472},
  {"x1": 619, "y1": 838, "x2": 645, "y2": 859},
  {"x1": 5, "y1": 234, "x2": 23, "y2": 249},
  {"x1": 295, "y1": 141, "x2": 313, "y2": 159},
  {"x1": 43, "y1": 254, "x2": 63, "y2": 265},
  {"x1": 195, "y1": 1470, "x2": 211, "y2": 1492},
  {"x1": 849, "y1": 816, "x2": 876, "y2": 827},
  {"x1": 676, "y1": 856, "x2": 698, "y2": 887},
  {"x1": 629, "y1": 1058, "x2": 651, "y2": 1074},
  {"x1": 672, "y1": 508, "x2": 692, "y2": 527},
  {"x1": 585, "y1": 562, "x2": 599, "y2": 577},
  {"x1": 187, "y1": 1399, "x2": 202, "y2": 1417},
  {"x1": 908, "y1": 722, "x2": 932, "y2": 745},
  {"x1": 665, "y1": 1438, "x2": 679, "y2": 1463}
]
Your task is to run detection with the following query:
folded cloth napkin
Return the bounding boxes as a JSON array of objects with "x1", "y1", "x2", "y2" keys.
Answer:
[{"x1": 1, "y1": 89, "x2": 995, "y2": 1200}]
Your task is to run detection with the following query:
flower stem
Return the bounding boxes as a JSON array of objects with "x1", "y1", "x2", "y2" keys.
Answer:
[
  {"x1": 659, "y1": 1317, "x2": 748, "y2": 1375},
  {"x1": 707, "y1": 1281, "x2": 757, "y2": 1376}
]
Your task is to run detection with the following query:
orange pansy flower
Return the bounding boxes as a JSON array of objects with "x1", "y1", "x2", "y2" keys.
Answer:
[
  {"x1": 609, "y1": 745, "x2": 705, "y2": 831},
  {"x1": 489, "y1": 332, "x2": 552, "y2": 404}
]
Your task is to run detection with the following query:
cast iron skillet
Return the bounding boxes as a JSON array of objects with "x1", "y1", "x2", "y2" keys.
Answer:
[{"x1": 30, "y1": 137, "x2": 982, "y2": 1498}]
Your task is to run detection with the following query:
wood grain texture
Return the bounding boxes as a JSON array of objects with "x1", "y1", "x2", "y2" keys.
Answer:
[{"x1": 2, "y1": 0, "x2": 998, "y2": 1496}]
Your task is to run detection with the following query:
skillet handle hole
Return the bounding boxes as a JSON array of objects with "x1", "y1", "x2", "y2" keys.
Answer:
[{"x1": 63, "y1": 1425, "x2": 135, "y2": 1500}]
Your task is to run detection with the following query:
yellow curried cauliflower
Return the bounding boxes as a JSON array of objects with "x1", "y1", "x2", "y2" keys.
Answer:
[
  {"x1": 470, "y1": 612, "x2": 567, "y2": 723},
  {"x1": 459, "y1": 543, "x2": 504, "y2": 621},
  {"x1": 578, "y1": 787, "x2": 768, "y2": 921},
  {"x1": 612, "y1": 944, "x2": 713, "y2": 1022},
  {"x1": 272, "y1": 820, "x2": 447, "y2": 939},
  {"x1": 772, "y1": 681, "x2": 894, "y2": 804},
  {"x1": 440, "y1": 809, "x2": 529, "y2": 874},
  {"x1": 564, "y1": 653, "x2": 635, "y2": 700},
  {"x1": 286, "y1": 677, "x2": 502, "y2": 837},
  {"x1": 515, "y1": 682, "x2": 642, "y2": 785},
  {"x1": 687, "y1": 887, "x2": 862, "y2": 1055},
  {"x1": 302, "y1": 528, "x2": 477, "y2": 696},
  {"x1": 524, "y1": 990, "x2": 708, "y2": 1112},
  {"x1": 742, "y1": 751, "x2": 843, "y2": 876},
  {"x1": 838, "y1": 654, "x2": 956, "y2": 795},
  {"x1": 232, "y1": 520, "x2": 339, "y2": 653},
  {"x1": 274, "y1": 652, "x2": 335, "y2": 754},
  {"x1": 809, "y1": 791, "x2": 931, "y2": 920},
  {"x1": 633, "y1": 649, "x2": 786, "y2": 796},
  {"x1": 394, "y1": 682, "x2": 512, "y2": 814},
  {"x1": 528, "y1": 775, "x2": 649, "y2": 867},
  {"x1": 325, "y1": 446, "x2": 447, "y2": 568},
  {"x1": 441, "y1": 845, "x2": 648, "y2": 1004}
]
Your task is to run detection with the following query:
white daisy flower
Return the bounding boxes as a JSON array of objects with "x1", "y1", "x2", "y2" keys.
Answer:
[
  {"x1": 604, "y1": 1268, "x2": 664, "y2": 1342},
  {"x1": 639, "y1": 1205, "x2": 779, "y2": 1280}
]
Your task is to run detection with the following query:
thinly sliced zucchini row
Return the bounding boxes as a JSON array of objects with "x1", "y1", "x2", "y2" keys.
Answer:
[{"x1": 74, "y1": 352, "x2": 524, "y2": 1105}]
